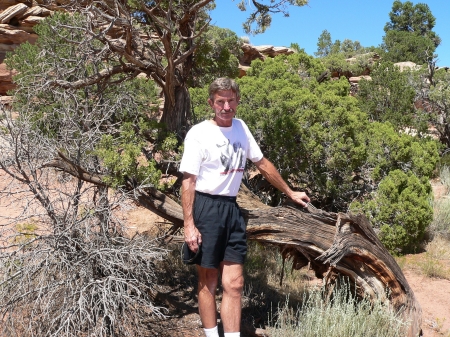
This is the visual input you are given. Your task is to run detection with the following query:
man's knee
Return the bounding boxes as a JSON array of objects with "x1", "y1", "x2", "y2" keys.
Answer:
[
  {"x1": 198, "y1": 266, "x2": 219, "y2": 293},
  {"x1": 223, "y1": 274, "x2": 244, "y2": 296},
  {"x1": 221, "y1": 265, "x2": 244, "y2": 296}
]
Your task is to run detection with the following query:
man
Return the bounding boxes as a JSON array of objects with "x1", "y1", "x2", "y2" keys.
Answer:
[{"x1": 179, "y1": 78, "x2": 309, "y2": 337}]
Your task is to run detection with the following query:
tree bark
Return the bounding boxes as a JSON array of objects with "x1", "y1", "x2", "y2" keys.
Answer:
[{"x1": 160, "y1": 84, "x2": 191, "y2": 139}]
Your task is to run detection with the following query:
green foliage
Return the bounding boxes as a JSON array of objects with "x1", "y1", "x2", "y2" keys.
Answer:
[
  {"x1": 340, "y1": 39, "x2": 364, "y2": 58},
  {"x1": 315, "y1": 30, "x2": 375, "y2": 77},
  {"x1": 238, "y1": 54, "x2": 364, "y2": 208},
  {"x1": 321, "y1": 53, "x2": 348, "y2": 77},
  {"x1": 363, "y1": 122, "x2": 439, "y2": 182},
  {"x1": 289, "y1": 43, "x2": 303, "y2": 53},
  {"x1": 381, "y1": 0, "x2": 440, "y2": 64},
  {"x1": 357, "y1": 61, "x2": 427, "y2": 132},
  {"x1": 351, "y1": 170, "x2": 433, "y2": 254},
  {"x1": 236, "y1": 52, "x2": 438, "y2": 212},
  {"x1": 190, "y1": 25, "x2": 242, "y2": 88},
  {"x1": 384, "y1": 0, "x2": 440, "y2": 45},
  {"x1": 321, "y1": 52, "x2": 373, "y2": 78},
  {"x1": 6, "y1": 12, "x2": 166, "y2": 189},
  {"x1": 315, "y1": 30, "x2": 366, "y2": 59},
  {"x1": 315, "y1": 30, "x2": 332, "y2": 58},
  {"x1": 189, "y1": 86, "x2": 211, "y2": 124},
  {"x1": 381, "y1": 30, "x2": 436, "y2": 64},
  {"x1": 96, "y1": 121, "x2": 162, "y2": 189}
]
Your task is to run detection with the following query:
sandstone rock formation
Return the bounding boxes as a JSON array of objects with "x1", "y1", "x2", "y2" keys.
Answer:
[
  {"x1": 239, "y1": 43, "x2": 295, "y2": 77},
  {"x1": 0, "y1": 63, "x2": 17, "y2": 96},
  {"x1": 0, "y1": 1, "x2": 54, "y2": 108}
]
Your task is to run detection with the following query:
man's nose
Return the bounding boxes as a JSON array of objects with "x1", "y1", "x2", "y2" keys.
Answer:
[{"x1": 224, "y1": 101, "x2": 231, "y2": 110}]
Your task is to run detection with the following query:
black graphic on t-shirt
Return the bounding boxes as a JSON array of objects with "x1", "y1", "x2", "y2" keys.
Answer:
[{"x1": 216, "y1": 139, "x2": 245, "y2": 175}]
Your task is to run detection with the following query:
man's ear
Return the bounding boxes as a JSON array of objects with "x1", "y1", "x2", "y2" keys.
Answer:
[{"x1": 208, "y1": 98, "x2": 214, "y2": 108}]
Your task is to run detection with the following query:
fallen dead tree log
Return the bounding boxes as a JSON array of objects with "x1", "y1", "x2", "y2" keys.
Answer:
[
  {"x1": 154, "y1": 185, "x2": 422, "y2": 337},
  {"x1": 242, "y1": 203, "x2": 422, "y2": 337}
]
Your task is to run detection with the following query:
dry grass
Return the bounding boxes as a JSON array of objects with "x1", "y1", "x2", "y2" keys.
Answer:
[
  {"x1": 418, "y1": 236, "x2": 450, "y2": 279},
  {"x1": 396, "y1": 236, "x2": 450, "y2": 280},
  {"x1": 429, "y1": 166, "x2": 450, "y2": 237}
]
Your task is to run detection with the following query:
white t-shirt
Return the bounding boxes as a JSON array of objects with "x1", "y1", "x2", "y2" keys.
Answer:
[{"x1": 179, "y1": 118, "x2": 263, "y2": 196}]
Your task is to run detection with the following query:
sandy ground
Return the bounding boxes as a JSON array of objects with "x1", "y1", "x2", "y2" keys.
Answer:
[
  {"x1": 1, "y1": 170, "x2": 449, "y2": 337},
  {"x1": 403, "y1": 269, "x2": 450, "y2": 336}
]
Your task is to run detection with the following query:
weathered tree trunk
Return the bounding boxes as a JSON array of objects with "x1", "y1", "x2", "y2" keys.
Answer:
[
  {"x1": 141, "y1": 184, "x2": 423, "y2": 337},
  {"x1": 241, "y1": 204, "x2": 422, "y2": 337},
  {"x1": 160, "y1": 84, "x2": 191, "y2": 139}
]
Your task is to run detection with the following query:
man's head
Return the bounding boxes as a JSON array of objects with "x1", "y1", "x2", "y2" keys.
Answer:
[
  {"x1": 208, "y1": 78, "x2": 240, "y2": 127},
  {"x1": 208, "y1": 77, "x2": 240, "y2": 101}
]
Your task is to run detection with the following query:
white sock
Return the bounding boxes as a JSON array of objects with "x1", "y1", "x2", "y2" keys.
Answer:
[
  {"x1": 224, "y1": 333, "x2": 240, "y2": 337},
  {"x1": 204, "y1": 326, "x2": 219, "y2": 337}
]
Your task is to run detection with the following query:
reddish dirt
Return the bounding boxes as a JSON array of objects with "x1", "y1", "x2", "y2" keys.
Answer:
[{"x1": 404, "y1": 269, "x2": 450, "y2": 336}]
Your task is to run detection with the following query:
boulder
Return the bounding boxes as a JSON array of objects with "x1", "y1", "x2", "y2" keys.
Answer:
[
  {"x1": 0, "y1": 3, "x2": 29, "y2": 24},
  {"x1": 0, "y1": 63, "x2": 17, "y2": 82},
  {"x1": 394, "y1": 61, "x2": 420, "y2": 72},
  {"x1": 253, "y1": 45, "x2": 275, "y2": 53},
  {"x1": 240, "y1": 43, "x2": 265, "y2": 66},
  {"x1": 0, "y1": 63, "x2": 18, "y2": 95},
  {"x1": 0, "y1": 1, "x2": 22, "y2": 11},
  {"x1": 0, "y1": 24, "x2": 38, "y2": 44},
  {"x1": 19, "y1": 15, "x2": 45, "y2": 27},
  {"x1": 238, "y1": 64, "x2": 250, "y2": 78},
  {"x1": 19, "y1": 5, "x2": 52, "y2": 19},
  {"x1": 239, "y1": 43, "x2": 294, "y2": 76},
  {"x1": 349, "y1": 75, "x2": 371, "y2": 83},
  {"x1": 0, "y1": 95, "x2": 13, "y2": 106},
  {"x1": 0, "y1": 43, "x2": 20, "y2": 52},
  {"x1": 0, "y1": 63, "x2": 17, "y2": 95},
  {"x1": 0, "y1": 82, "x2": 17, "y2": 95}
]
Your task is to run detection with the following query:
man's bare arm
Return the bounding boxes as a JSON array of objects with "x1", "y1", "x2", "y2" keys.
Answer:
[
  {"x1": 181, "y1": 172, "x2": 202, "y2": 252},
  {"x1": 254, "y1": 157, "x2": 310, "y2": 207}
]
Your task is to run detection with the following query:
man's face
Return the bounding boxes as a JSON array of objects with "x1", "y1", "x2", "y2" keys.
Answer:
[{"x1": 208, "y1": 89, "x2": 239, "y2": 127}]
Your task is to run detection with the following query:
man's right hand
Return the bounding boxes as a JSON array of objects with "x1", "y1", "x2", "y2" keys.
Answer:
[{"x1": 184, "y1": 220, "x2": 202, "y2": 253}]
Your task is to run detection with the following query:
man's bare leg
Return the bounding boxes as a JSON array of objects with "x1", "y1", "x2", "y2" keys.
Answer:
[
  {"x1": 220, "y1": 261, "x2": 244, "y2": 333},
  {"x1": 197, "y1": 266, "x2": 219, "y2": 329}
]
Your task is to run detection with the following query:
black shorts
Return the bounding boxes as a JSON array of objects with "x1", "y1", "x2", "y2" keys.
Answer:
[{"x1": 192, "y1": 191, "x2": 247, "y2": 269}]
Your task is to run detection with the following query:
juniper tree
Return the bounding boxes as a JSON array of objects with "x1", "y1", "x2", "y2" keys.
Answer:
[
  {"x1": 381, "y1": 0, "x2": 441, "y2": 64},
  {"x1": 34, "y1": 0, "x2": 309, "y2": 137}
]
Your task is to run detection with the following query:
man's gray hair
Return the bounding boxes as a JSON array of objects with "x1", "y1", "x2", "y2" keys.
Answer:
[{"x1": 208, "y1": 77, "x2": 240, "y2": 101}]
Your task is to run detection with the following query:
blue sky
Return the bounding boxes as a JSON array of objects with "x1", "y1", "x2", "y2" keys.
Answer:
[{"x1": 209, "y1": 0, "x2": 450, "y2": 67}]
